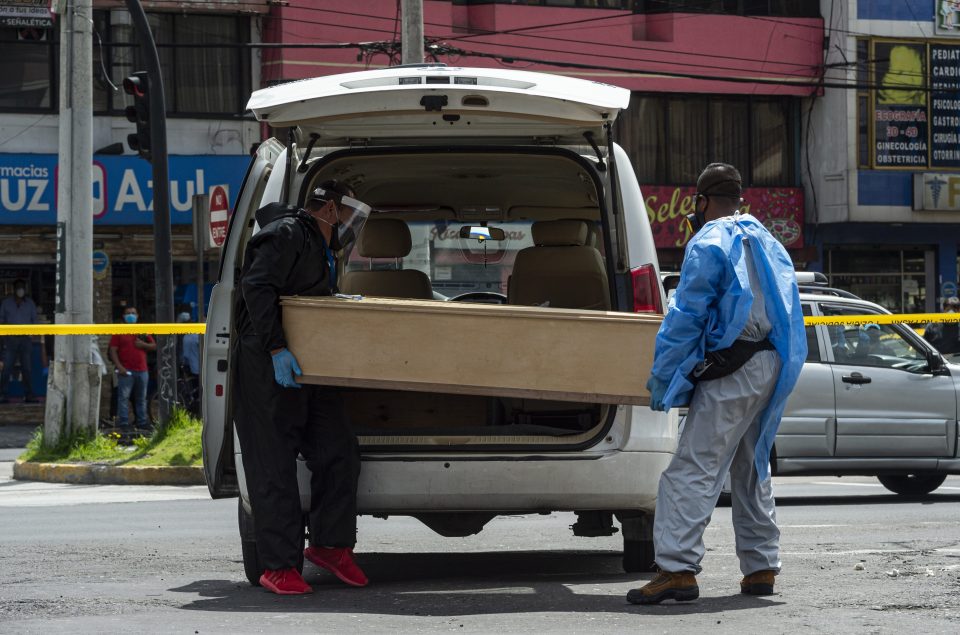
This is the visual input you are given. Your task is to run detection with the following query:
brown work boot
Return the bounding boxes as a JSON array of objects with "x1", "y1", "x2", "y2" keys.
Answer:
[
  {"x1": 740, "y1": 570, "x2": 776, "y2": 595},
  {"x1": 626, "y1": 570, "x2": 699, "y2": 605}
]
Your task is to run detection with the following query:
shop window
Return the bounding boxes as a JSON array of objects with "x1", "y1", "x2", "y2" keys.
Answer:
[
  {"x1": 826, "y1": 247, "x2": 931, "y2": 314},
  {"x1": 95, "y1": 11, "x2": 251, "y2": 117},
  {"x1": 751, "y1": 100, "x2": 790, "y2": 186},
  {"x1": 0, "y1": 27, "x2": 57, "y2": 112},
  {"x1": 618, "y1": 94, "x2": 796, "y2": 186}
]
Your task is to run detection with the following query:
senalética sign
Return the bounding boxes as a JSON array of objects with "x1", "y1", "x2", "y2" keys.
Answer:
[{"x1": 0, "y1": 153, "x2": 250, "y2": 225}]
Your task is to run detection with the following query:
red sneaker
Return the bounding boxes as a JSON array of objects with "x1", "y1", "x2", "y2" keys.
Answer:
[
  {"x1": 304, "y1": 546, "x2": 369, "y2": 587},
  {"x1": 259, "y1": 568, "x2": 313, "y2": 595}
]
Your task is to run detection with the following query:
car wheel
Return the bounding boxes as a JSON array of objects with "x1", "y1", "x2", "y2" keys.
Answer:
[
  {"x1": 238, "y1": 500, "x2": 305, "y2": 586},
  {"x1": 877, "y1": 473, "x2": 947, "y2": 496},
  {"x1": 622, "y1": 537, "x2": 656, "y2": 573}
]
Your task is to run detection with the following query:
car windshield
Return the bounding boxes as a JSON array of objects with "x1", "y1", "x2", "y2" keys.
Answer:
[{"x1": 344, "y1": 219, "x2": 604, "y2": 299}]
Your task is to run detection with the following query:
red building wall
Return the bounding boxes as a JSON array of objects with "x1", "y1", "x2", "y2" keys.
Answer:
[{"x1": 263, "y1": 1, "x2": 823, "y2": 96}]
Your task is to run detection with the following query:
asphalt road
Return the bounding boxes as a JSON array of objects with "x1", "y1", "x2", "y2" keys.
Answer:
[{"x1": 1, "y1": 440, "x2": 959, "y2": 633}]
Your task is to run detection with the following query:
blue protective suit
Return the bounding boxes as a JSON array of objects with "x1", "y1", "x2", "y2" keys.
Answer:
[{"x1": 651, "y1": 213, "x2": 806, "y2": 478}]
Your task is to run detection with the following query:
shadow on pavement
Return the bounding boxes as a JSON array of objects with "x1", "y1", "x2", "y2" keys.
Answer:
[{"x1": 170, "y1": 551, "x2": 783, "y2": 616}]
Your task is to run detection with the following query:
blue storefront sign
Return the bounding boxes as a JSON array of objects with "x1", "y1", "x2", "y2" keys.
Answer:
[{"x1": 0, "y1": 153, "x2": 250, "y2": 225}]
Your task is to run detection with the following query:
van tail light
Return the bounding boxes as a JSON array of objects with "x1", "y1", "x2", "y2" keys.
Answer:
[
  {"x1": 631, "y1": 264, "x2": 663, "y2": 313},
  {"x1": 215, "y1": 384, "x2": 224, "y2": 397}
]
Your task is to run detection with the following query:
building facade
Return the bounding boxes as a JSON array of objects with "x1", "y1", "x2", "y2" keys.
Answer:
[
  {"x1": 807, "y1": 0, "x2": 960, "y2": 313},
  {"x1": 0, "y1": 0, "x2": 264, "y2": 329}
]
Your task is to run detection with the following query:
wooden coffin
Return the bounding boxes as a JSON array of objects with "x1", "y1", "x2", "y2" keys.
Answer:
[{"x1": 281, "y1": 296, "x2": 661, "y2": 405}]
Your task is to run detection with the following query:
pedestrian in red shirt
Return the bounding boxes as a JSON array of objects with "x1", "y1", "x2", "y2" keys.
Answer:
[{"x1": 108, "y1": 306, "x2": 156, "y2": 429}]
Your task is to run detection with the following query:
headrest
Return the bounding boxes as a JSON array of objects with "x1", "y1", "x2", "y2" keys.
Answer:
[
  {"x1": 531, "y1": 220, "x2": 588, "y2": 247},
  {"x1": 356, "y1": 217, "x2": 412, "y2": 258}
]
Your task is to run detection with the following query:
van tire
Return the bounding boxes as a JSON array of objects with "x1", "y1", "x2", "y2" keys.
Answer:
[
  {"x1": 622, "y1": 538, "x2": 656, "y2": 573},
  {"x1": 238, "y1": 499, "x2": 305, "y2": 586}
]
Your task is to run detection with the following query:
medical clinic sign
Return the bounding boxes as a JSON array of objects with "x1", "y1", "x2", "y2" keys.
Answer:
[
  {"x1": 0, "y1": 153, "x2": 248, "y2": 225},
  {"x1": 644, "y1": 186, "x2": 804, "y2": 250}
]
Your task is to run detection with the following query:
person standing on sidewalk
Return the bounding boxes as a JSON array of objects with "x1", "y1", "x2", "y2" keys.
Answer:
[
  {"x1": 627, "y1": 163, "x2": 806, "y2": 605},
  {"x1": 0, "y1": 279, "x2": 39, "y2": 404},
  {"x1": 108, "y1": 306, "x2": 156, "y2": 430}
]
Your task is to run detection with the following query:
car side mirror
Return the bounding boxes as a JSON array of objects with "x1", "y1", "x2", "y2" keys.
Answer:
[{"x1": 926, "y1": 349, "x2": 945, "y2": 374}]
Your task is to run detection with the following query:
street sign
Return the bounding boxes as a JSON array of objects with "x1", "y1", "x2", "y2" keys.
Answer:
[
  {"x1": 943, "y1": 281, "x2": 958, "y2": 299},
  {"x1": 207, "y1": 184, "x2": 229, "y2": 248},
  {"x1": 92, "y1": 249, "x2": 109, "y2": 280},
  {"x1": 54, "y1": 221, "x2": 65, "y2": 313}
]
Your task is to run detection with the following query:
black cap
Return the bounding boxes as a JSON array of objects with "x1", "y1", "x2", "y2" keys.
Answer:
[{"x1": 696, "y1": 163, "x2": 742, "y2": 198}]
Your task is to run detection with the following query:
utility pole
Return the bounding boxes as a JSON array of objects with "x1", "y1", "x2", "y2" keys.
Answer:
[
  {"x1": 46, "y1": 0, "x2": 98, "y2": 446},
  {"x1": 124, "y1": 0, "x2": 177, "y2": 427},
  {"x1": 401, "y1": 0, "x2": 424, "y2": 65}
]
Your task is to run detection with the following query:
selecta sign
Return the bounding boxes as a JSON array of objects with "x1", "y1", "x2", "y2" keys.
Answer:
[
  {"x1": 643, "y1": 185, "x2": 804, "y2": 250},
  {"x1": 0, "y1": 153, "x2": 249, "y2": 225}
]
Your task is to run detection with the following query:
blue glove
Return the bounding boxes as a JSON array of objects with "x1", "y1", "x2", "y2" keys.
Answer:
[
  {"x1": 271, "y1": 348, "x2": 302, "y2": 389},
  {"x1": 646, "y1": 375, "x2": 669, "y2": 412}
]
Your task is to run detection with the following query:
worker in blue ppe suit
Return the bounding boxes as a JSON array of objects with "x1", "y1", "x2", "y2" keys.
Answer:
[{"x1": 628, "y1": 163, "x2": 806, "y2": 605}]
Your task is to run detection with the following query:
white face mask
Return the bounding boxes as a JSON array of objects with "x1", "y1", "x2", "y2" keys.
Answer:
[{"x1": 15, "y1": 288, "x2": 25, "y2": 298}]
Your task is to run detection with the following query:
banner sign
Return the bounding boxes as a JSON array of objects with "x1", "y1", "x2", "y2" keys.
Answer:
[
  {"x1": 873, "y1": 41, "x2": 929, "y2": 168},
  {"x1": 0, "y1": 0, "x2": 53, "y2": 27},
  {"x1": 867, "y1": 39, "x2": 960, "y2": 170},
  {"x1": 0, "y1": 153, "x2": 249, "y2": 225},
  {"x1": 930, "y1": 44, "x2": 960, "y2": 168},
  {"x1": 644, "y1": 186, "x2": 804, "y2": 250}
]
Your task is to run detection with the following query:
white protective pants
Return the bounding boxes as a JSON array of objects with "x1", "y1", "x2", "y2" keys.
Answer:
[{"x1": 653, "y1": 348, "x2": 782, "y2": 576}]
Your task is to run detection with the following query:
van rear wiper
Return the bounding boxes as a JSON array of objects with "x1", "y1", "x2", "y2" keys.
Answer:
[{"x1": 583, "y1": 131, "x2": 606, "y2": 172}]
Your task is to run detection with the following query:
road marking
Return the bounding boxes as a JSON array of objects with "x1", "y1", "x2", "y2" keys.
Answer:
[
  {"x1": 0, "y1": 478, "x2": 210, "y2": 507},
  {"x1": 812, "y1": 481, "x2": 884, "y2": 488}
]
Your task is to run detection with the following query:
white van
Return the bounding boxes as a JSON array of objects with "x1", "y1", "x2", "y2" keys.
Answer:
[{"x1": 201, "y1": 65, "x2": 676, "y2": 583}]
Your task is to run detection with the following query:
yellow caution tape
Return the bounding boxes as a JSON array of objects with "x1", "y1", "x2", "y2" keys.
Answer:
[
  {"x1": 804, "y1": 313, "x2": 960, "y2": 327},
  {"x1": 0, "y1": 323, "x2": 206, "y2": 336},
  {"x1": 0, "y1": 313, "x2": 957, "y2": 336}
]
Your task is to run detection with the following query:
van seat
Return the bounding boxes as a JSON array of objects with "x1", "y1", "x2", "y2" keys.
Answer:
[
  {"x1": 339, "y1": 218, "x2": 433, "y2": 299},
  {"x1": 507, "y1": 219, "x2": 610, "y2": 311}
]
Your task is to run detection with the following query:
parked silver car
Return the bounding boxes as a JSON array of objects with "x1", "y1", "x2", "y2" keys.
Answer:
[{"x1": 686, "y1": 284, "x2": 959, "y2": 497}]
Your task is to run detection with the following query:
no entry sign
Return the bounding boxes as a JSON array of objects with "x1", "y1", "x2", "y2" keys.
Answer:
[{"x1": 208, "y1": 184, "x2": 229, "y2": 248}]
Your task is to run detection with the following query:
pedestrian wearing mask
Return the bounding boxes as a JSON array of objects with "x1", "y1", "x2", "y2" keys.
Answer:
[
  {"x1": 232, "y1": 180, "x2": 371, "y2": 595},
  {"x1": 0, "y1": 279, "x2": 40, "y2": 403},
  {"x1": 628, "y1": 163, "x2": 806, "y2": 605},
  {"x1": 923, "y1": 296, "x2": 960, "y2": 356},
  {"x1": 108, "y1": 306, "x2": 156, "y2": 430}
]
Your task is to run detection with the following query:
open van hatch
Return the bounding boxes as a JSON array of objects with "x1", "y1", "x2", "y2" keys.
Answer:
[{"x1": 246, "y1": 65, "x2": 629, "y2": 145}]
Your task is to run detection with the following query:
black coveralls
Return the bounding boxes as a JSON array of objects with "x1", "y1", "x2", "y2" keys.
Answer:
[{"x1": 233, "y1": 203, "x2": 360, "y2": 571}]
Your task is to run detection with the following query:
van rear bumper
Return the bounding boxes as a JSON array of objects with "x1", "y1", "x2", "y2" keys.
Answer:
[{"x1": 287, "y1": 450, "x2": 672, "y2": 514}]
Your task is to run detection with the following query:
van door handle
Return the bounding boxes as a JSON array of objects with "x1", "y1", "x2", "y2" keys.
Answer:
[{"x1": 841, "y1": 372, "x2": 871, "y2": 385}]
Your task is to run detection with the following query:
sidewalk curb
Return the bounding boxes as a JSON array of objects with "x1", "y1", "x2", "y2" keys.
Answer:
[{"x1": 12, "y1": 460, "x2": 205, "y2": 486}]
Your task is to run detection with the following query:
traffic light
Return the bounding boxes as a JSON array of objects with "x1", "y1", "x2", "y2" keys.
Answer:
[{"x1": 123, "y1": 71, "x2": 151, "y2": 161}]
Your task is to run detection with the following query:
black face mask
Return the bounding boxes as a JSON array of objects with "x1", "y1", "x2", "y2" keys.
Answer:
[{"x1": 327, "y1": 223, "x2": 342, "y2": 252}]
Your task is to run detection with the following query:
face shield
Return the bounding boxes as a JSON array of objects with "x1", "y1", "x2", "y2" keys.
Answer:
[
  {"x1": 334, "y1": 195, "x2": 372, "y2": 251},
  {"x1": 309, "y1": 187, "x2": 372, "y2": 251}
]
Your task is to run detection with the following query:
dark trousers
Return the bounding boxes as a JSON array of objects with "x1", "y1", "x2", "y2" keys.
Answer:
[
  {"x1": 233, "y1": 336, "x2": 360, "y2": 571},
  {"x1": 1, "y1": 336, "x2": 33, "y2": 399}
]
